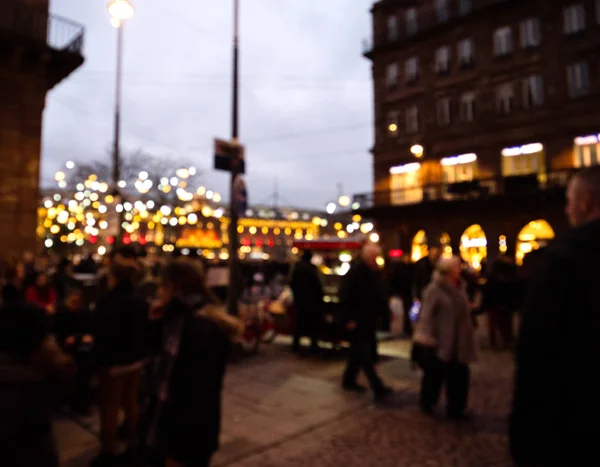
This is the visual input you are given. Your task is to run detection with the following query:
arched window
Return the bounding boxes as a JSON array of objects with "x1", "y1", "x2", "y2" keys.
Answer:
[{"x1": 460, "y1": 224, "x2": 487, "y2": 270}]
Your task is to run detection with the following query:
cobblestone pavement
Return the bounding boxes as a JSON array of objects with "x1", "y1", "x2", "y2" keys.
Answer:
[{"x1": 58, "y1": 338, "x2": 515, "y2": 467}]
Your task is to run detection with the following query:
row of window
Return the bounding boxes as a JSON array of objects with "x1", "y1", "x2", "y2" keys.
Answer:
[
  {"x1": 386, "y1": 0, "x2": 474, "y2": 42},
  {"x1": 386, "y1": 62, "x2": 592, "y2": 134},
  {"x1": 385, "y1": 6, "x2": 598, "y2": 89},
  {"x1": 385, "y1": 1, "x2": 600, "y2": 44}
]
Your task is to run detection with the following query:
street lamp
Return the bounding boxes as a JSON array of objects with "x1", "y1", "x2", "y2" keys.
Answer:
[
  {"x1": 410, "y1": 144, "x2": 424, "y2": 159},
  {"x1": 228, "y1": 0, "x2": 242, "y2": 316},
  {"x1": 108, "y1": 0, "x2": 134, "y2": 241}
]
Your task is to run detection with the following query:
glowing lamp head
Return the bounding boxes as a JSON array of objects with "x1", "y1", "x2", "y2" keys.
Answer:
[
  {"x1": 108, "y1": 0, "x2": 134, "y2": 21},
  {"x1": 410, "y1": 144, "x2": 424, "y2": 158}
]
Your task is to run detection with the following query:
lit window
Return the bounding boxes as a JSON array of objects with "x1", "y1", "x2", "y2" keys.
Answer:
[
  {"x1": 457, "y1": 38, "x2": 474, "y2": 67},
  {"x1": 494, "y1": 26, "x2": 513, "y2": 56},
  {"x1": 405, "y1": 56, "x2": 419, "y2": 83},
  {"x1": 387, "y1": 15, "x2": 398, "y2": 42},
  {"x1": 436, "y1": 98, "x2": 451, "y2": 126},
  {"x1": 435, "y1": 0, "x2": 449, "y2": 23},
  {"x1": 496, "y1": 83, "x2": 514, "y2": 114},
  {"x1": 520, "y1": 18, "x2": 541, "y2": 48},
  {"x1": 522, "y1": 75, "x2": 544, "y2": 108},
  {"x1": 405, "y1": 8, "x2": 418, "y2": 36},
  {"x1": 501, "y1": 143, "x2": 545, "y2": 177},
  {"x1": 460, "y1": 92, "x2": 476, "y2": 122},
  {"x1": 564, "y1": 4, "x2": 586, "y2": 35},
  {"x1": 567, "y1": 61, "x2": 590, "y2": 98},
  {"x1": 573, "y1": 136, "x2": 600, "y2": 168},
  {"x1": 386, "y1": 62, "x2": 399, "y2": 87},
  {"x1": 405, "y1": 105, "x2": 419, "y2": 134},
  {"x1": 435, "y1": 46, "x2": 451, "y2": 74}
]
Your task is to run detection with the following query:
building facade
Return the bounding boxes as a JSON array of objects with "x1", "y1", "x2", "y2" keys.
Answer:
[
  {"x1": 0, "y1": 0, "x2": 84, "y2": 257},
  {"x1": 357, "y1": 0, "x2": 600, "y2": 268}
]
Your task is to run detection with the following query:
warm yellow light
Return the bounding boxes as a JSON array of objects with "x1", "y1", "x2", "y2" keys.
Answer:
[
  {"x1": 388, "y1": 123, "x2": 398, "y2": 132},
  {"x1": 237, "y1": 225, "x2": 244, "y2": 234},
  {"x1": 105, "y1": 195, "x2": 114, "y2": 204},
  {"x1": 312, "y1": 217, "x2": 321, "y2": 226},
  {"x1": 352, "y1": 214, "x2": 362, "y2": 222},
  {"x1": 376, "y1": 256, "x2": 385, "y2": 267},
  {"x1": 274, "y1": 228, "x2": 281, "y2": 235},
  {"x1": 337, "y1": 231, "x2": 347, "y2": 239},
  {"x1": 369, "y1": 233, "x2": 380, "y2": 243},
  {"x1": 338, "y1": 196, "x2": 351, "y2": 207},
  {"x1": 410, "y1": 144, "x2": 424, "y2": 156},
  {"x1": 262, "y1": 227, "x2": 269, "y2": 234},
  {"x1": 202, "y1": 206, "x2": 212, "y2": 217},
  {"x1": 285, "y1": 228, "x2": 292, "y2": 236},
  {"x1": 249, "y1": 226, "x2": 257, "y2": 235},
  {"x1": 334, "y1": 222, "x2": 342, "y2": 230},
  {"x1": 54, "y1": 171, "x2": 66, "y2": 182},
  {"x1": 50, "y1": 225, "x2": 60, "y2": 234},
  {"x1": 108, "y1": 0, "x2": 134, "y2": 21}
]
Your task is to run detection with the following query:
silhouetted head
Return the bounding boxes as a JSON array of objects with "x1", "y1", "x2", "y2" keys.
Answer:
[{"x1": 566, "y1": 166, "x2": 600, "y2": 227}]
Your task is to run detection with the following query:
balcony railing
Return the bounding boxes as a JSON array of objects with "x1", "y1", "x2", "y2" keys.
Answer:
[
  {"x1": 353, "y1": 170, "x2": 576, "y2": 210},
  {"x1": 363, "y1": 0, "x2": 511, "y2": 56},
  {"x1": 0, "y1": 2, "x2": 84, "y2": 55}
]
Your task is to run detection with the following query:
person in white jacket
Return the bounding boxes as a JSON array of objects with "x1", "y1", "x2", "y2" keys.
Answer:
[{"x1": 413, "y1": 256, "x2": 477, "y2": 420}]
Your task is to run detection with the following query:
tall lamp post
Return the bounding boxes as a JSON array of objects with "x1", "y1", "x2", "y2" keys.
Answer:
[
  {"x1": 108, "y1": 0, "x2": 134, "y2": 242},
  {"x1": 228, "y1": 0, "x2": 241, "y2": 316}
]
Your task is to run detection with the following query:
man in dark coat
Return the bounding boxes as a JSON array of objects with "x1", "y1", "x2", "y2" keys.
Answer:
[
  {"x1": 412, "y1": 244, "x2": 441, "y2": 301},
  {"x1": 340, "y1": 244, "x2": 392, "y2": 400},
  {"x1": 511, "y1": 167, "x2": 600, "y2": 467},
  {"x1": 290, "y1": 250, "x2": 324, "y2": 354}
]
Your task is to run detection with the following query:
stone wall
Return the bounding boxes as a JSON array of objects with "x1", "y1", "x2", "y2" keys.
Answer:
[{"x1": 0, "y1": 68, "x2": 46, "y2": 259}]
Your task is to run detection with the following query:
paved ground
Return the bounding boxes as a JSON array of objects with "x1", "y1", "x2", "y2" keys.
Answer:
[{"x1": 57, "y1": 336, "x2": 515, "y2": 467}]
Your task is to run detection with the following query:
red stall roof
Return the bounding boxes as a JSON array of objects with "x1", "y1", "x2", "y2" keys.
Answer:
[{"x1": 292, "y1": 238, "x2": 364, "y2": 251}]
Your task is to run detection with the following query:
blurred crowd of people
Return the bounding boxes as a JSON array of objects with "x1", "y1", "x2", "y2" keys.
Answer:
[{"x1": 0, "y1": 247, "x2": 243, "y2": 467}]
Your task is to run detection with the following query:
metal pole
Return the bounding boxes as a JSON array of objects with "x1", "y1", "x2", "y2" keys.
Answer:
[
  {"x1": 227, "y1": 0, "x2": 240, "y2": 315},
  {"x1": 113, "y1": 23, "x2": 124, "y2": 242}
]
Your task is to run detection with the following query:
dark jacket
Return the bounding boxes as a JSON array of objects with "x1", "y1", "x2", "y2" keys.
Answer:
[
  {"x1": 147, "y1": 299, "x2": 243, "y2": 461},
  {"x1": 290, "y1": 260, "x2": 323, "y2": 331},
  {"x1": 340, "y1": 261, "x2": 388, "y2": 339},
  {"x1": 1, "y1": 283, "x2": 23, "y2": 306},
  {"x1": 0, "y1": 338, "x2": 74, "y2": 467},
  {"x1": 510, "y1": 219, "x2": 600, "y2": 467},
  {"x1": 0, "y1": 356, "x2": 58, "y2": 467},
  {"x1": 53, "y1": 306, "x2": 92, "y2": 348},
  {"x1": 93, "y1": 282, "x2": 149, "y2": 369},
  {"x1": 413, "y1": 256, "x2": 435, "y2": 300}
]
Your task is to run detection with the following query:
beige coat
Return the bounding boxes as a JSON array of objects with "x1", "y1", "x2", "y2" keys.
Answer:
[{"x1": 413, "y1": 278, "x2": 477, "y2": 365}]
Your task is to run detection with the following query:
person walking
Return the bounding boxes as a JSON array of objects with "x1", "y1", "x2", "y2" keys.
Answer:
[
  {"x1": 91, "y1": 261, "x2": 149, "y2": 467},
  {"x1": 290, "y1": 250, "x2": 324, "y2": 354},
  {"x1": 413, "y1": 256, "x2": 477, "y2": 420},
  {"x1": 340, "y1": 243, "x2": 392, "y2": 400},
  {"x1": 140, "y1": 258, "x2": 244, "y2": 467},
  {"x1": 0, "y1": 303, "x2": 75, "y2": 467},
  {"x1": 511, "y1": 167, "x2": 600, "y2": 467}
]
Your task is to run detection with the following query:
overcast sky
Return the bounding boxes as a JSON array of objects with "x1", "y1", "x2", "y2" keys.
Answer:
[{"x1": 44, "y1": 0, "x2": 374, "y2": 209}]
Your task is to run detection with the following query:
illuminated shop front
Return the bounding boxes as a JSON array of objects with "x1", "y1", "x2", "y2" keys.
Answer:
[
  {"x1": 411, "y1": 230, "x2": 428, "y2": 262},
  {"x1": 460, "y1": 224, "x2": 487, "y2": 271},
  {"x1": 515, "y1": 219, "x2": 555, "y2": 266},
  {"x1": 573, "y1": 134, "x2": 600, "y2": 167},
  {"x1": 389, "y1": 163, "x2": 422, "y2": 205},
  {"x1": 501, "y1": 142, "x2": 546, "y2": 180}
]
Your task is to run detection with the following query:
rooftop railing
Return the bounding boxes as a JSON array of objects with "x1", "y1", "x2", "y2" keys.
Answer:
[{"x1": 0, "y1": 2, "x2": 84, "y2": 54}]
